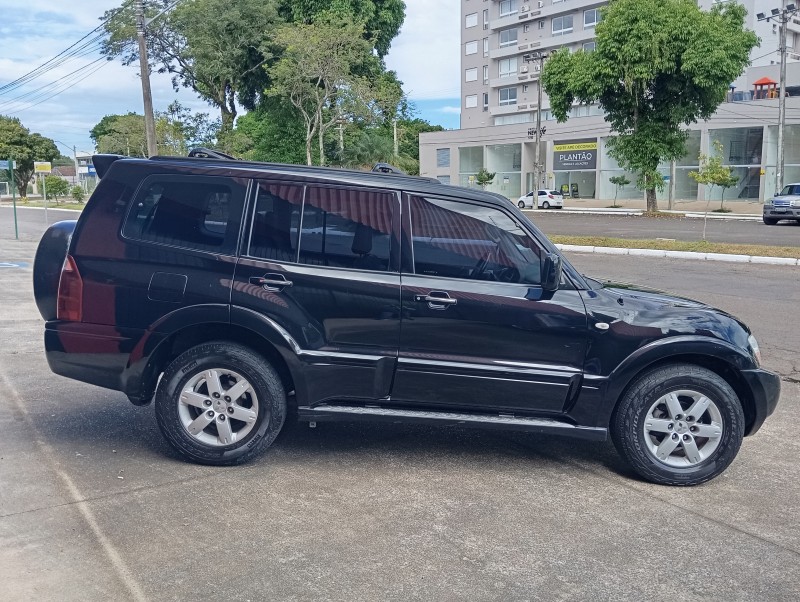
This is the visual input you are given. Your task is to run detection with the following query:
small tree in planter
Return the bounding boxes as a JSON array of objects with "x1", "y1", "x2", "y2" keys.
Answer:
[
  {"x1": 690, "y1": 141, "x2": 739, "y2": 239},
  {"x1": 70, "y1": 185, "x2": 85, "y2": 203},
  {"x1": 43, "y1": 175, "x2": 69, "y2": 203},
  {"x1": 609, "y1": 174, "x2": 631, "y2": 207},
  {"x1": 475, "y1": 168, "x2": 496, "y2": 189}
]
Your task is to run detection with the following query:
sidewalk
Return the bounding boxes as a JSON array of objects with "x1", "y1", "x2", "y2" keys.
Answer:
[{"x1": 550, "y1": 197, "x2": 764, "y2": 217}]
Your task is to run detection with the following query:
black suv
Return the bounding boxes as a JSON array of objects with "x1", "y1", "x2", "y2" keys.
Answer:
[{"x1": 33, "y1": 153, "x2": 780, "y2": 485}]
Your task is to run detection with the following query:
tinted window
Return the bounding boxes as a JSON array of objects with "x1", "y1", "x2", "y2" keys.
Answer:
[
  {"x1": 299, "y1": 187, "x2": 395, "y2": 272},
  {"x1": 124, "y1": 176, "x2": 245, "y2": 254},
  {"x1": 409, "y1": 196, "x2": 543, "y2": 285},
  {"x1": 248, "y1": 182, "x2": 303, "y2": 262}
]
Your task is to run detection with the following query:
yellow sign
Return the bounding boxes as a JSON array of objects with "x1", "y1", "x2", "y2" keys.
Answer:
[
  {"x1": 34, "y1": 161, "x2": 52, "y2": 174},
  {"x1": 553, "y1": 142, "x2": 598, "y2": 152},
  {"x1": 760, "y1": 168, "x2": 766, "y2": 176}
]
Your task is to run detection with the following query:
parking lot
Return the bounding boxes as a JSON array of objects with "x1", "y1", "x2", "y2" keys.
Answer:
[{"x1": 1, "y1": 235, "x2": 799, "y2": 601}]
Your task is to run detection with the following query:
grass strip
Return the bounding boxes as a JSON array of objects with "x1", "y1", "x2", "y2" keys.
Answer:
[
  {"x1": 550, "y1": 235, "x2": 800, "y2": 259},
  {"x1": 8, "y1": 201, "x2": 85, "y2": 211}
]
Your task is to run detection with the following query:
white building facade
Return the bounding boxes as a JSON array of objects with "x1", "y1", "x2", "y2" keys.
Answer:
[{"x1": 421, "y1": 0, "x2": 800, "y2": 203}]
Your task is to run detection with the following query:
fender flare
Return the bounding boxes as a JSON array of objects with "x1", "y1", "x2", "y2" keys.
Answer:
[{"x1": 592, "y1": 335, "x2": 757, "y2": 426}]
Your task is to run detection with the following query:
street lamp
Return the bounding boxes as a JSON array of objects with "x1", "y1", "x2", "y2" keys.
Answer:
[
  {"x1": 758, "y1": 3, "x2": 800, "y2": 194},
  {"x1": 523, "y1": 51, "x2": 549, "y2": 193}
]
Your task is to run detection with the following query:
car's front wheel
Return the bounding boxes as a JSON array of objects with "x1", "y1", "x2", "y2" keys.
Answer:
[
  {"x1": 155, "y1": 341, "x2": 286, "y2": 465},
  {"x1": 611, "y1": 363, "x2": 744, "y2": 486}
]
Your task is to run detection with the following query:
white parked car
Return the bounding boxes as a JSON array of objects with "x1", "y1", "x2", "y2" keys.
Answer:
[{"x1": 517, "y1": 189, "x2": 564, "y2": 210}]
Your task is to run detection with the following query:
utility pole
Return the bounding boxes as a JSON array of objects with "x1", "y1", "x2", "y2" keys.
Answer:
[
  {"x1": 524, "y1": 52, "x2": 549, "y2": 193},
  {"x1": 135, "y1": 0, "x2": 158, "y2": 157},
  {"x1": 393, "y1": 119, "x2": 399, "y2": 157},
  {"x1": 758, "y1": 3, "x2": 799, "y2": 194},
  {"x1": 73, "y1": 146, "x2": 79, "y2": 187}
]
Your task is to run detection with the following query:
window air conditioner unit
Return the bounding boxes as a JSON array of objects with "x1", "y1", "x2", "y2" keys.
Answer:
[
  {"x1": 521, "y1": 5, "x2": 530, "y2": 13},
  {"x1": 537, "y1": 1, "x2": 544, "y2": 8},
  {"x1": 520, "y1": 65, "x2": 529, "y2": 73},
  {"x1": 534, "y1": 64, "x2": 541, "y2": 72}
]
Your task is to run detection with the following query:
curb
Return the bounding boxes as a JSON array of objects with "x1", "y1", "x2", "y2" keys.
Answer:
[
  {"x1": 528, "y1": 208, "x2": 763, "y2": 221},
  {"x1": 555, "y1": 244, "x2": 800, "y2": 266}
]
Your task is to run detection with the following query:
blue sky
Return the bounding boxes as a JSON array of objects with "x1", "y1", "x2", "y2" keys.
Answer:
[{"x1": 0, "y1": 0, "x2": 460, "y2": 157}]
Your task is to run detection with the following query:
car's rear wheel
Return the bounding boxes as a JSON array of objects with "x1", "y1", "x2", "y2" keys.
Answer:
[
  {"x1": 763, "y1": 217, "x2": 779, "y2": 225},
  {"x1": 518, "y1": 200, "x2": 526, "y2": 209},
  {"x1": 541, "y1": 201, "x2": 551, "y2": 209},
  {"x1": 155, "y1": 341, "x2": 286, "y2": 465},
  {"x1": 611, "y1": 363, "x2": 744, "y2": 486}
]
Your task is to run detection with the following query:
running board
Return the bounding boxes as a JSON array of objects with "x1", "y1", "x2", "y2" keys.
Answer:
[{"x1": 297, "y1": 405, "x2": 607, "y2": 441}]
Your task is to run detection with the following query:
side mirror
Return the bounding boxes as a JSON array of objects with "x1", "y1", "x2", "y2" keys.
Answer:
[{"x1": 542, "y1": 252, "x2": 563, "y2": 291}]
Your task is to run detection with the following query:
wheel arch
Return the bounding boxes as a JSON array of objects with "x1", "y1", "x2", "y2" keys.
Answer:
[
  {"x1": 125, "y1": 319, "x2": 299, "y2": 407},
  {"x1": 598, "y1": 338, "x2": 759, "y2": 434}
]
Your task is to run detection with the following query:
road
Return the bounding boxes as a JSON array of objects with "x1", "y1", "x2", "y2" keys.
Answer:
[
  {"x1": 529, "y1": 212, "x2": 800, "y2": 247},
  {"x1": 1, "y1": 238, "x2": 798, "y2": 601}
]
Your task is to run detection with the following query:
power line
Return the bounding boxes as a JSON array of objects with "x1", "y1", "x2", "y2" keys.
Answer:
[{"x1": 6, "y1": 61, "x2": 111, "y2": 116}]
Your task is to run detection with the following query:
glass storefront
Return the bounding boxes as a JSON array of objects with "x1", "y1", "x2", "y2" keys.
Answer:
[
  {"x1": 554, "y1": 171, "x2": 596, "y2": 199},
  {"x1": 707, "y1": 127, "x2": 763, "y2": 201},
  {"x1": 485, "y1": 144, "x2": 522, "y2": 199},
  {"x1": 458, "y1": 146, "x2": 484, "y2": 187}
]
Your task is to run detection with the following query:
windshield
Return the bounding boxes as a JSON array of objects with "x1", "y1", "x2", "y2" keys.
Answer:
[{"x1": 779, "y1": 184, "x2": 800, "y2": 196}]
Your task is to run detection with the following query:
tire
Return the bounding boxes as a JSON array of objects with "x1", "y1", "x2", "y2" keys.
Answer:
[
  {"x1": 542, "y1": 201, "x2": 550, "y2": 209},
  {"x1": 611, "y1": 363, "x2": 744, "y2": 486},
  {"x1": 518, "y1": 200, "x2": 526, "y2": 209},
  {"x1": 155, "y1": 341, "x2": 286, "y2": 465},
  {"x1": 763, "y1": 217, "x2": 778, "y2": 225}
]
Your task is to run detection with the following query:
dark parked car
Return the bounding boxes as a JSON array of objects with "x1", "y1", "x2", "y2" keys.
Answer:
[{"x1": 33, "y1": 152, "x2": 780, "y2": 485}]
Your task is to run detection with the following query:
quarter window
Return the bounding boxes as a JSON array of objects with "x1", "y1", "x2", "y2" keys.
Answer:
[
  {"x1": 298, "y1": 187, "x2": 395, "y2": 272},
  {"x1": 408, "y1": 196, "x2": 543, "y2": 285},
  {"x1": 123, "y1": 176, "x2": 245, "y2": 254}
]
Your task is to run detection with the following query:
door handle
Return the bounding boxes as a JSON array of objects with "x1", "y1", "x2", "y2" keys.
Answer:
[
  {"x1": 415, "y1": 291, "x2": 457, "y2": 310},
  {"x1": 250, "y1": 274, "x2": 293, "y2": 292}
]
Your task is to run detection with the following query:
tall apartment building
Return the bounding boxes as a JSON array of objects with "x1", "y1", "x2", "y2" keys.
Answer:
[
  {"x1": 421, "y1": 0, "x2": 800, "y2": 203},
  {"x1": 461, "y1": 0, "x2": 605, "y2": 129}
]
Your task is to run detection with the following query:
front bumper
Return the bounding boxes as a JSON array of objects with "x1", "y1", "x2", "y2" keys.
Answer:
[
  {"x1": 764, "y1": 206, "x2": 800, "y2": 218},
  {"x1": 741, "y1": 368, "x2": 781, "y2": 436}
]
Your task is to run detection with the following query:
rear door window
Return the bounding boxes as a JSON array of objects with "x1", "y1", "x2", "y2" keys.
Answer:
[
  {"x1": 123, "y1": 175, "x2": 246, "y2": 254},
  {"x1": 248, "y1": 181, "x2": 303, "y2": 262},
  {"x1": 298, "y1": 186, "x2": 396, "y2": 272}
]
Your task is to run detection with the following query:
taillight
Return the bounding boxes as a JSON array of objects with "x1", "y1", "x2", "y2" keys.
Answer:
[
  {"x1": 57, "y1": 254, "x2": 83, "y2": 322},
  {"x1": 548, "y1": 194, "x2": 554, "y2": 199}
]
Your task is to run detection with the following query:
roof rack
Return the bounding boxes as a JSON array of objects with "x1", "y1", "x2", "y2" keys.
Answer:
[{"x1": 187, "y1": 147, "x2": 239, "y2": 160}]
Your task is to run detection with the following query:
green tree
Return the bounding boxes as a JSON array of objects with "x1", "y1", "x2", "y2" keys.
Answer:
[
  {"x1": 278, "y1": 0, "x2": 405, "y2": 57},
  {"x1": 70, "y1": 185, "x2": 85, "y2": 203},
  {"x1": 101, "y1": 0, "x2": 282, "y2": 134},
  {"x1": 542, "y1": 0, "x2": 758, "y2": 212},
  {"x1": 268, "y1": 14, "x2": 374, "y2": 165},
  {"x1": 0, "y1": 116, "x2": 59, "y2": 198},
  {"x1": 690, "y1": 140, "x2": 740, "y2": 236},
  {"x1": 91, "y1": 103, "x2": 219, "y2": 157},
  {"x1": 475, "y1": 168, "x2": 496, "y2": 189},
  {"x1": 230, "y1": 100, "x2": 308, "y2": 163},
  {"x1": 43, "y1": 175, "x2": 70, "y2": 202},
  {"x1": 609, "y1": 174, "x2": 631, "y2": 206}
]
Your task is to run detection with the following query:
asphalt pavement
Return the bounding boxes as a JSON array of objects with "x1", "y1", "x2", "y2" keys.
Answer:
[
  {"x1": 1, "y1": 237, "x2": 798, "y2": 601},
  {"x1": 529, "y1": 211, "x2": 800, "y2": 247}
]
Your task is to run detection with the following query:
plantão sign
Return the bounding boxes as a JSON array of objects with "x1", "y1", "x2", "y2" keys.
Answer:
[{"x1": 553, "y1": 139, "x2": 597, "y2": 170}]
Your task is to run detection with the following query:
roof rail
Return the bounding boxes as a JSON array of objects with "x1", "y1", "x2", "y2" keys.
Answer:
[
  {"x1": 188, "y1": 147, "x2": 239, "y2": 160},
  {"x1": 372, "y1": 162, "x2": 406, "y2": 174}
]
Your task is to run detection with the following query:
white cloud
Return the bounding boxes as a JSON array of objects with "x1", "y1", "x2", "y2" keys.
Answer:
[
  {"x1": 438, "y1": 105, "x2": 461, "y2": 114},
  {"x1": 385, "y1": 0, "x2": 460, "y2": 101}
]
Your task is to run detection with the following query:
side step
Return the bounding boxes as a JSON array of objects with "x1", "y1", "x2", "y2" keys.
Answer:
[{"x1": 297, "y1": 405, "x2": 607, "y2": 441}]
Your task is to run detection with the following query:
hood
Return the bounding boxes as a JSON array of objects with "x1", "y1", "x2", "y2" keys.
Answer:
[{"x1": 581, "y1": 279, "x2": 751, "y2": 346}]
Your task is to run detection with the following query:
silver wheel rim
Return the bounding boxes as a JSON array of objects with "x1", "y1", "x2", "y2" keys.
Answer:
[
  {"x1": 178, "y1": 369, "x2": 259, "y2": 447},
  {"x1": 643, "y1": 389, "x2": 723, "y2": 468}
]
